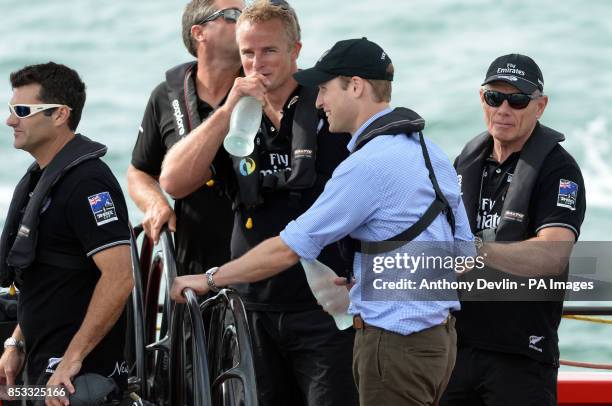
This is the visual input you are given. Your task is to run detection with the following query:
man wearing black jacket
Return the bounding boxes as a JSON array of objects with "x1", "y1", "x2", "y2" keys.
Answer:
[
  {"x1": 441, "y1": 54, "x2": 586, "y2": 406},
  {"x1": 161, "y1": 2, "x2": 357, "y2": 405},
  {"x1": 128, "y1": 0, "x2": 243, "y2": 275},
  {"x1": 0, "y1": 62, "x2": 133, "y2": 405}
]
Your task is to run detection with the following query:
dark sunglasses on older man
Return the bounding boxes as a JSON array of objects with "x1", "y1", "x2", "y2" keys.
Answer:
[
  {"x1": 198, "y1": 8, "x2": 242, "y2": 24},
  {"x1": 483, "y1": 90, "x2": 539, "y2": 110}
]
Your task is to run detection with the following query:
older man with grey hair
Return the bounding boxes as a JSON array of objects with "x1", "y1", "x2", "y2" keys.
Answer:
[{"x1": 441, "y1": 54, "x2": 586, "y2": 406}]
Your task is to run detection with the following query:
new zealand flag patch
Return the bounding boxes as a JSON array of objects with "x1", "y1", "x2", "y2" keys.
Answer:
[
  {"x1": 88, "y1": 191, "x2": 118, "y2": 225},
  {"x1": 557, "y1": 179, "x2": 578, "y2": 211}
]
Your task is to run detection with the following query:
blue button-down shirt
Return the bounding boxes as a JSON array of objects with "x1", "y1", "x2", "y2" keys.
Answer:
[{"x1": 280, "y1": 108, "x2": 474, "y2": 335}]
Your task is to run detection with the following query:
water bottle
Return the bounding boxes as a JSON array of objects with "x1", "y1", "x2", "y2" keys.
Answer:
[
  {"x1": 223, "y1": 96, "x2": 262, "y2": 157},
  {"x1": 300, "y1": 258, "x2": 353, "y2": 330}
]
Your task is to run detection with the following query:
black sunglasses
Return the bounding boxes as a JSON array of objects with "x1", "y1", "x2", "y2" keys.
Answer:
[
  {"x1": 483, "y1": 90, "x2": 539, "y2": 110},
  {"x1": 197, "y1": 8, "x2": 242, "y2": 25}
]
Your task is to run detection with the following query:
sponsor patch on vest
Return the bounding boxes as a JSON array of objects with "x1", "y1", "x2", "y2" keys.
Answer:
[
  {"x1": 502, "y1": 210, "x2": 525, "y2": 223},
  {"x1": 557, "y1": 179, "x2": 578, "y2": 211},
  {"x1": 88, "y1": 191, "x2": 118, "y2": 226},
  {"x1": 294, "y1": 149, "x2": 313, "y2": 159},
  {"x1": 17, "y1": 225, "x2": 30, "y2": 238},
  {"x1": 239, "y1": 158, "x2": 256, "y2": 176},
  {"x1": 171, "y1": 99, "x2": 186, "y2": 136}
]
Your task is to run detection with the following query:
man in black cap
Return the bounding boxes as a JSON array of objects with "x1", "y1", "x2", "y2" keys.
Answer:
[
  {"x1": 441, "y1": 54, "x2": 586, "y2": 405},
  {"x1": 171, "y1": 36, "x2": 475, "y2": 406}
]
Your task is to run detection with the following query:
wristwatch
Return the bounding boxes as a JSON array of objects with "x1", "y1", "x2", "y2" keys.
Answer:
[
  {"x1": 205, "y1": 267, "x2": 221, "y2": 293},
  {"x1": 4, "y1": 337, "x2": 25, "y2": 352},
  {"x1": 474, "y1": 236, "x2": 484, "y2": 251}
]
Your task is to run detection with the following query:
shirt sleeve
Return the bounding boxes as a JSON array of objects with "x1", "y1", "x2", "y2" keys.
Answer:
[
  {"x1": 531, "y1": 151, "x2": 586, "y2": 239},
  {"x1": 65, "y1": 173, "x2": 131, "y2": 257},
  {"x1": 280, "y1": 157, "x2": 381, "y2": 260},
  {"x1": 131, "y1": 85, "x2": 166, "y2": 176}
]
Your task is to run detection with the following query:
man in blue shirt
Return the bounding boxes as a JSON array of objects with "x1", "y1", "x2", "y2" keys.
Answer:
[{"x1": 171, "y1": 37, "x2": 474, "y2": 405}]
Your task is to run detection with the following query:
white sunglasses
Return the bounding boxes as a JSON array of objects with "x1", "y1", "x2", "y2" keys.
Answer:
[{"x1": 8, "y1": 103, "x2": 71, "y2": 118}]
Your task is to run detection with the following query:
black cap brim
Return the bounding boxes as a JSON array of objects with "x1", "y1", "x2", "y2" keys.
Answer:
[
  {"x1": 293, "y1": 68, "x2": 337, "y2": 87},
  {"x1": 482, "y1": 75, "x2": 538, "y2": 94}
]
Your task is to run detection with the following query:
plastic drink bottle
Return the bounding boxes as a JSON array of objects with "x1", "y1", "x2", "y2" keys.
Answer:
[
  {"x1": 300, "y1": 258, "x2": 353, "y2": 330},
  {"x1": 223, "y1": 96, "x2": 262, "y2": 157}
]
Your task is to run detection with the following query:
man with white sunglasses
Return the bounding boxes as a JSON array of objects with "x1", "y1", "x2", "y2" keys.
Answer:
[{"x1": 0, "y1": 62, "x2": 133, "y2": 405}]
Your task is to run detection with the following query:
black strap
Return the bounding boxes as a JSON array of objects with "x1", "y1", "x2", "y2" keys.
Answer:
[
  {"x1": 351, "y1": 131, "x2": 455, "y2": 256},
  {"x1": 358, "y1": 199, "x2": 446, "y2": 255},
  {"x1": 3, "y1": 135, "x2": 106, "y2": 285},
  {"x1": 417, "y1": 132, "x2": 455, "y2": 235}
]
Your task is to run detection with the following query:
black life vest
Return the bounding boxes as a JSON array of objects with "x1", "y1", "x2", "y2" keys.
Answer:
[
  {"x1": 231, "y1": 86, "x2": 319, "y2": 208},
  {"x1": 165, "y1": 62, "x2": 202, "y2": 138},
  {"x1": 0, "y1": 135, "x2": 107, "y2": 287},
  {"x1": 453, "y1": 123, "x2": 568, "y2": 366},
  {"x1": 340, "y1": 108, "x2": 456, "y2": 261},
  {"x1": 454, "y1": 122, "x2": 565, "y2": 241},
  {"x1": 165, "y1": 61, "x2": 237, "y2": 191}
]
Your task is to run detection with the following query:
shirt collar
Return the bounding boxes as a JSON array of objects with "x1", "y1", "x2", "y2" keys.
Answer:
[
  {"x1": 486, "y1": 151, "x2": 521, "y2": 169},
  {"x1": 347, "y1": 107, "x2": 394, "y2": 152}
]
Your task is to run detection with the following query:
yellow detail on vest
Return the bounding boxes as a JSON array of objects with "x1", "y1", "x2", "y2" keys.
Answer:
[
  {"x1": 246, "y1": 217, "x2": 253, "y2": 229},
  {"x1": 206, "y1": 179, "x2": 215, "y2": 187}
]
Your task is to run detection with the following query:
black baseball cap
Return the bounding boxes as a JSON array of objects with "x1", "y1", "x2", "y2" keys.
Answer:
[
  {"x1": 482, "y1": 53, "x2": 544, "y2": 94},
  {"x1": 293, "y1": 37, "x2": 393, "y2": 87}
]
